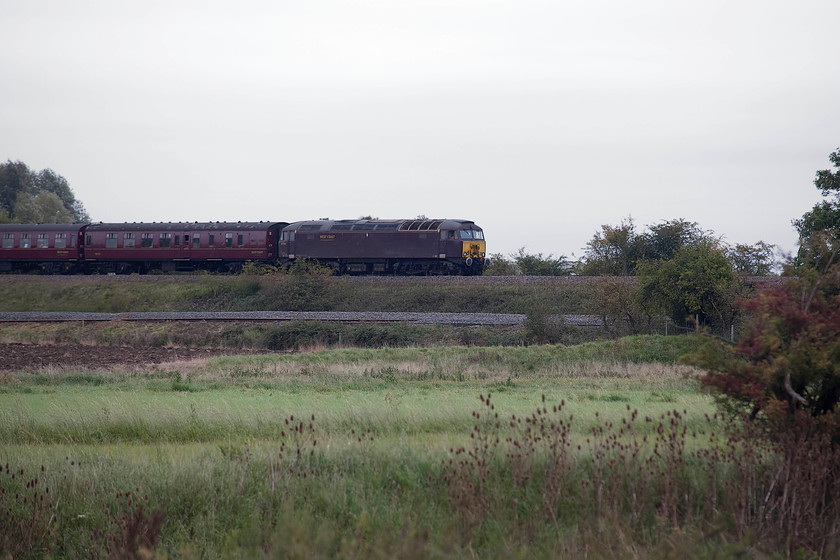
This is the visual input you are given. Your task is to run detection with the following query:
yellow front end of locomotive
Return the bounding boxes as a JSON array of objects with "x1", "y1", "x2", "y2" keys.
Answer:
[{"x1": 462, "y1": 240, "x2": 486, "y2": 259}]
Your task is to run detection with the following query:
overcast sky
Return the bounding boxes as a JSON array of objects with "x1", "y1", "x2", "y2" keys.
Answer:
[{"x1": 2, "y1": 0, "x2": 838, "y2": 260}]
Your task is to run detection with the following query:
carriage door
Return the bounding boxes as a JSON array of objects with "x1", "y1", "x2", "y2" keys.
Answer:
[{"x1": 280, "y1": 230, "x2": 294, "y2": 258}]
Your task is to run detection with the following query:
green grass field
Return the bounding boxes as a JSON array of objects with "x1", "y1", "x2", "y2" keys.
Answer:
[{"x1": 2, "y1": 337, "x2": 836, "y2": 558}]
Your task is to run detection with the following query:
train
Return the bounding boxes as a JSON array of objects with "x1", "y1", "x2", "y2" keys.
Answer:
[{"x1": 0, "y1": 218, "x2": 487, "y2": 275}]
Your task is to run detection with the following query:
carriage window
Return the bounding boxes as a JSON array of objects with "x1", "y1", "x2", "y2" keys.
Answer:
[
  {"x1": 141, "y1": 233, "x2": 153, "y2": 248},
  {"x1": 54, "y1": 233, "x2": 67, "y2": 248},
  {"x1": 225, "y1": 233, "x2": 233, "y2": 247},
  {"x1": 37, "y1": 233, "x2": 49, "y2": 248},
  {"x1": 237, "y1": 234, "x2": 243, "y2": 246},
  {"x1": 21, "y1": 234, "x2": 31, "y2": 248},
  {"x1": 160, "y1": 233, "x2": 172, "y2": 248},
  {"x1": 209, "y1": 234, "x2": 215, "y2": 247},
  {"x1": 174, "y1": 235, "x2": 180, "y2": 247},
  {"x1": 3, "y1": 233, "x2": 13, "y2": 249},
  {"x1": 105, "y1": 233, "x2": 118, "y2": 248},
  {"x1": 192, "y1": 235, "x2": 200, "y2": 248},
  {"x1": 124, "y1": 233, "x2": 135, "y2": 248}
]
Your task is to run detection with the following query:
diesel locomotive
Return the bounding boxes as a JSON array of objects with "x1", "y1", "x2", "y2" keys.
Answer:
[{"x1": 0, "y1": 218, "x2": 486, "y2": 275}]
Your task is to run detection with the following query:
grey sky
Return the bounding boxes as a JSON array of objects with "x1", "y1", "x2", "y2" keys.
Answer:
[{"x1": 2, "y1": 0, "x2": 838, "y2": 260}]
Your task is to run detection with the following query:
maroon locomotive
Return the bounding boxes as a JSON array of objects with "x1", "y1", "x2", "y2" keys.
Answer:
[
  {"x1": 0, "y1": 218, "x2": 486, "y2": 275},
  {"x1": 279, "y1": 218, "x2": 486, "y2": 275}
]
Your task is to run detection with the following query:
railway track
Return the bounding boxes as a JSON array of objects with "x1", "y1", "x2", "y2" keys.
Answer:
[{"x1": 0, "y1": 311, "x2": 603, "y2": 327}]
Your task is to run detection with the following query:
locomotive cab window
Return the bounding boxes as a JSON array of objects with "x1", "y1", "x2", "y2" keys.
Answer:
[{"x1": 458, "y1": 230, "x2": 483, "y2": 240}]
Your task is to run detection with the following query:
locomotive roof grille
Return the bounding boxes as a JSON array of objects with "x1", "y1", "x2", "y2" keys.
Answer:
[{"x1": 399, "y1": 220, "x2": 443, "y2": 231}]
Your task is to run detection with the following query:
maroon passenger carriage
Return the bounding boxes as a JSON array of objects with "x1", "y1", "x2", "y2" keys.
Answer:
[
  {"x1": 0, "y1": 223, "x2": 85, "y2": 273},
  {"x1": 278, "y1": 218, "x2": 486, "y2": 275},
  {"x1": 83, "y1": 221, "x2": 287, "y2": 274}
]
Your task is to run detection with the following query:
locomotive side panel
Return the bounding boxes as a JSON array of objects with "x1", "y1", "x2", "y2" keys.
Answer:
[{"x1": 281, "y1": 219, "x2": 485, "y2": 274}]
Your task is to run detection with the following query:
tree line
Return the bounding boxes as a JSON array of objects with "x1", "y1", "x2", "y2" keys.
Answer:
[{"x1": 0, "y1": 160, "x2": 89, "y2": 224}]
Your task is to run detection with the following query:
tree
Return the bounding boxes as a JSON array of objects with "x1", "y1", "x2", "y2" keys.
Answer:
[
  {"x1": 581, "y1": 218, "x2": 727, "y2": 276},
  {"x1": 793, "y1": 148, "x2": 840, "y2": 272},
  {"x1": 698, "y1": 274, "x2": 840, "y2": 437},
  {"x1": 482, "y1": 253, "x2": 519, "y2": 276},
  {"x1": 0, "y1": 160, "x2": 33, "y2": 217},
  {"x1": 580, "y1": 217, "x2": 642, "y2": 275},
  {"x1": 13, "y1": 191, "x2": 76, "y2": 223},
  {"x1": 584, "y1": 276, "x2": 656, "y2": 335},
  {"x1": 0, "y1": 160, "x2": 89, "y2": 222},
  {"x1": 638, "y1": 239, "x2": 741, "y2": 332},
  {"x1": 727, "y1": 241, "x2": 777, "y2": 276},
  {"x1": 697, "y1": 149, "x2": 840, "y2": 440},
  {"x1": 638, "y1": 219, "x2": 708, "y2": 262},
  {"x1": 482, "y1": 248, "x2": 574, "y2": 276},
  {"x1": 512, "y1": 247, "x2": 574, "y2": 276}
]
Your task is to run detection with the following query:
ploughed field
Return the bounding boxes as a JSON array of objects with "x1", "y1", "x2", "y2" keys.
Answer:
[{"x1": 0, "y1": 342, "x2": 258, "y2": 371}]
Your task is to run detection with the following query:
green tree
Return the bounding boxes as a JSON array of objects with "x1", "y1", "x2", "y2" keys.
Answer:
[
  {"x1": 727, "y1": 241, "x2": 777, "y2": 276},
  {"x1": 584, "y1": 276, "x2": 656, "y2": 335},
  {"x1": 580, "y1": 217, "x2": 642, "y2": 275},
  {"x1": 638, "y1": 219, "x2": 708, "y2": 261},
  {"x1": 13, "y1": 191, "x2": 76, "y2": 223},
  {"x1": 512, "y1": 247, "x2": 573, "y2": 276},
  {"x1": 0, "y1": 160, "x2": 89, "y2": 222},
  {"x1": 0, "y1": 160, "x2": 33, "y2": 217},
  {"x1": 638, "y1": 240, "x2": 741, "y2": 332},
  {"x1": 482, "y1": 253, "x2": 519, "y2": 276},
  {"x1": 793, "y1": 148, "x2": 840, "y2": 272}
]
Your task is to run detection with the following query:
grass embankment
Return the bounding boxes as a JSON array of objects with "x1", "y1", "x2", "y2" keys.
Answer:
[
  {"x1": 3, "y1": 337, "x2": 837, "y2": 558},
  {"x1": 0, "y1": 275, "x2": 588, "y2": 314},
  {"x1": 0, "y1": 275, "x2": 604, "y2": 347}
]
